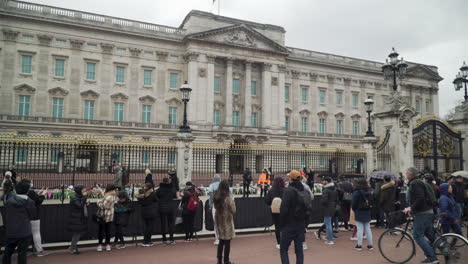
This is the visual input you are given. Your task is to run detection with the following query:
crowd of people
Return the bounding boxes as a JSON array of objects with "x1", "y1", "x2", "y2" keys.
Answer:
[{"x1": 0, "y1": 164, "x2": 466, "y2": 264}]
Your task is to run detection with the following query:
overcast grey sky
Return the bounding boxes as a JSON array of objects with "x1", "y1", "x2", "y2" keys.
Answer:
[{"x1": 27, "y1": 0, "x2": 468, "y2": 117}]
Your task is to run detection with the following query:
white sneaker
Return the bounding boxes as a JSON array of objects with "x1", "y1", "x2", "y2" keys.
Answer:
[
  {"x1": 214, "y1": 240, "x2": 219, "y2": 245},
  {"x1": 276, "y1": 244, "x2": 280, "y2": 250},
  {"x1": 350, "y1": 237, "x2": 358, "y2": 241},
  {"x1": 106, "y1": 244, "x2": 111, "y2": 251},
  {"x1": 97, "y1": 245, "x2": 103, "y2": 252},
  {"x1": 303, "y1": 243, "x2": 308, "y2": 250},
  {"x1": 324, "y1": 240, "x2": 334, "y2": 245}
]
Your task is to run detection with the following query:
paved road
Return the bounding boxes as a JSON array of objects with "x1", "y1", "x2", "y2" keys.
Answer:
[{"x1": 21, "y1": 229, "x2": 428, "y2": 264}]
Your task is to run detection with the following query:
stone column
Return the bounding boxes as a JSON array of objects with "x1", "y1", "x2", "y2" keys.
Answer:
[
  {"x1": 206, "y1": 55, "x2": 216, "y2": 125},
  {"x1": 186, "y1": 52, "x2": 199, "y2": 124},
  {"x1": 363, "y1": 137, "x2": 378, "y2": 177},
  {"x1": 243, "y1": 61, "x2": 252, "y2": 127},
  {"x1": 261, "y1": 63, "x2": 272, "y2": 128},
  {"x1": 431, "y1": 88, "x2": 439, "y2": 115},
  {"x1": 291, "y1": 70, "x2": 300, "y2": 131},
  {"x1": 278, "y1": 65, "x2": 287, "y2": 129},
  {"x1": 448, "y1": 101, "x2": 468, "y2": 170},
  {"x1": 0, "y1": 30, "x2": 19, "y2": 114},
  {"x1": 172, "y1": 132, "x2": 195, "y2": 186},
  {"x1": 225, "y1": 58, "x2": 233, "y2": 126}
]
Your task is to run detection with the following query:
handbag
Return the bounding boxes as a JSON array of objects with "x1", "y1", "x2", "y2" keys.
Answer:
[
  {"x1": 174, "y1": 202, "x2": 183, "y2": 225},
  {"x1": 343, "y1": 192, "x2": 353, "y2": 201}
]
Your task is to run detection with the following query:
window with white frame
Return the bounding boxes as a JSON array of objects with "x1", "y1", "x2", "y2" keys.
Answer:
[
  {"x1": 353, "y1": 121, "x2": 359, "y2": 136},
  {"x1": 336, "y1": 91, "x2": 343, "y2": 105},
  {"x1": 114, "y1": 103, "x2": 124, "y2": 121},
  {"x1": 319, "y1": 90, "x2": 326, "y2": 104},
  {"x1": 21, "y1": 55, "x2": 32, "y2": 74},
  {"x1": 84, "y1": 100, "x2": 94, "y2": 120},
  {"x1": 86, "y1": 63, "x2": 96, "y2": 81},
  {"x1": 169, "y1": 107, "x2": 177, "y2": 125},
  {"x1": 52, "y1": 97, "x2": 64, "y2": 118},
  {"x1": 285, "y1": 116, "x2": 290, "y2": 130},
  {"x1": 213, "y1": 109, "x2": 221, "y2": 125},
  {"x1": 319, "y1": 119, "x2": 326, "y2": 134},
  {"x1": 143, "y1": 69, "x2": 152, "y2": 86},
  {"x1": 301, "y1": 117, "x2": 308, "y2": 132},
  {"x1": 116, "y1": 66, "x2": 125, "y2": 83},
  {"x1": 55, "y1": 59, "x2": 65, "y2": 77},
  {"x1": 18, "y1": 95, "x2": 31, "y2": 116},
  {"x1": 214, "y1": 77, "x2": 221, "y2": 92},
  {"x1": 352, "y1": 94, "x2": 359, "y2": 107},
  {"x1": 415, "y1": 99, "x2": 421, "y2": 113},
  {"x1": 232, "y1": 111, "x2": 240, "y2": 126},
  {"x1": 251, "y1": 81, "x2": 257, "y2": 96},
  {"x1": 233, "y1": 79, "x2": 240, "y2": 94},
  {"x1": 301, "y1": 87, "x2": 308, "y2": 102},
  {"x1": 336, "y1": 119, "x2": 343, "y2": 135},
  {"x1": 170, "y1": 73, "x2": 178, "y2": 89},
  {"x1": 425, "y1": 100, "x2": 430, "y2": 113},
  {"x1": 251, "y1": 112, "x2": 258, "y2": 127},
  {"x1": 285, "y1": 86, "x2": 290, "y2": 101},
  {"x1": 142, "y1": 105, "x2": 151, "y2": 123}
]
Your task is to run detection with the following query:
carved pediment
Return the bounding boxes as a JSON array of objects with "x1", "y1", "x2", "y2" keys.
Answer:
[
  {"x1": 80, "y1": 89, "x2": 100, "y2": 99},
  {"x1": 214, "y1": 101, "x2": 225, "y2": 109},
  {"x1": 14, "y1": 84, "x2": 36, "y2": 94},
  {"x1": 185, "y1": 24, "x2": 289, "y2": 54},
  {"x1": 2, "y1": 29, "x2": 19, "y2": 41},
  {"x1": 129, "y1": 47, "x2": 142, "y2": 57},
  {"x1": 166, "y1": 97, "x2": 182, "y2": 106},
  {"x1": 406, "y1": 65, "x2": 443, "y2": 82},
  {"x1": 335, "y1": 112, "x2": 345, "y2": 119},
  {"x1": 37, "y1": 34, "x2": 53, "y2": 45},
  {"x1": 69, "y1": 39, "x2": 84, "y2": 49},
  {"x1": 139, "y1": 95, "x2": 156, "y2": 104},
  {"x1": 285, "y1": 107, "x2": 292, "y2": 114},
  {"x1": 110, "y1": 92, "x2": 128, "y2": 101},
  {"x1": 351, "y1": 113, "x2": 362, "y2": 120},
  {"x1": 252, "y1": 104, "x2": 262, "y2": 111},
  {"x1": 100, "y1": 43, "x2": 115, "y2": 54},
  {"x1": 299, "y1": 109, "x2": 310, "y2": 116},
  {"x1": 317, "y1": 111, "x2": 328, "y2": 118},
  {"x1": 48, "y1": 87, "x2": 69, "y2": 96}
]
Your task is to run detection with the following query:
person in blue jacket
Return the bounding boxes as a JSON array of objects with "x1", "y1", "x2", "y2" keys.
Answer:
[{"x1": 438, "y1": 183, "x2": 462, "y2": 235}]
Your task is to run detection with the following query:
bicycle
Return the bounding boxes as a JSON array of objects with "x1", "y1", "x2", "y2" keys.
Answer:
[{"x1": 378, "y1": 212, "x2": 468, "y2": 264}]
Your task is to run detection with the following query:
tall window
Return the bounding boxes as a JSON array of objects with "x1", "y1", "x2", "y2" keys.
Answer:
[
  {"x1": 251, "y1": 81, "x2": 257, "y2": 96},
  {"x1": 425, "y1": 100, "x2": 430, "y2": 113},
  {"x1": 352, "y1": 94, "x2": 358, "y2": 107},
  {"x1": 232, "y1": 111, "x2": 240, "y2": 126},
  {"x1": 301, "y1": 117, "x2": 308, "y2": 132},
  {"x1": 301, "y1": 87, "x2": 308, "y2": 102},
  {"x1": 17, "y1": 147, "x2": 27, "y2": 163},
  {"x1": 415, "y1": 99, "x2": 421, "y2": 112},
  {"x1": 319, "y1": 119, "x2": 326, "y2": 134},
  {"x1": 170, "y1": 73, "x2": 178, "y2": 89},
  {"x1": 336, "y1": 91, "x2": 343, "y2": 105},
  {"x1": 18, "y1": 95, "x2": 30, "y2": 116},
  {"x1": 50, "y1": 149, "x2": 59, "y2": 163},
  {"x1": 233, "y1": 79, "x2": 240, "y2": 94},
  {"x1": 168, "y1": 107, "x2": 177, "y2": 125},
  {"x1": 285, "y1": 86, "x2": 290, "y2": 101},
  {"x1": 214, "y1": 77, "x2": 221, "y2": 92},
  {"x1": 168, "y1": 151, "x2": 176, "y2": 166},
  {"x1": 285, "y1": 116, "x2": 289, "y2": 130},
  {"x1": 55, "y1": 59, "x2": 65, "y2": 77},
  {"x1": 84, "y1": 100, "x2": 94, "y2": 120},
  {"x1": 52, "y1": 97, "x2": 64, "y2": 118},
  {"x1": 301, "y1": 155, "x2": 307, "y2": 168},
  {"x1": 86, "y1": 63, "x2": 96, "y2": 80},
  {"x1": 116, "y1": 66, "x2": 125, "y2": 83},
  {"x1": 142, "y1": 105, "x2": 151, "y2": 123},
  {"x1": 319, "y1": 156, "x2": 325, "y2": 167},
  {"x1": 143, "y1": 70, "x2": 152, "y2": 86},
  {"x1": 114, "y1": 103, "x2": 124, "y2": 121},
  {"x1": 213, "y1": 109, "x2": 221, "y2": 125},
  {"x1": 353, "y1": 121, "x2": 359, "y2": 136},
  {"x1": 336, "y1": 120, "x2": 343, "y2": 135},
  {"x1": 141, "y1": 151, "x2": 150, "y2": 164},
  {"x1": 251, "y1": 112, "x2": 257, "y2": 127},
  {"x1": 21, "y1": 55, "x2": 32, "y2": 74},
  {"x1": 319, "y1": 90, "x2": 326, "y2": 104}
]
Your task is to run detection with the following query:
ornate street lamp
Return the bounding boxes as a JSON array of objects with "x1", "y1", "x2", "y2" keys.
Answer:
[
  {"x1": 453, "y1": 61, "x2": 468, "y2": 101},
  {"x1": 364, "y1": 97, "x2": 375, "y2": 137},
  {"x1": 382, "y1": 47, "x2": 408, "y2": 91},
  {"x1": 179, "y1": 81, "x2": 192, "y2": 133}
]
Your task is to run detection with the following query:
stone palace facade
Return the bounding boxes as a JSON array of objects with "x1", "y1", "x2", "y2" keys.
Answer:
[{"x1": 0, "y1": 0, "x2": 443, "y2": 147}]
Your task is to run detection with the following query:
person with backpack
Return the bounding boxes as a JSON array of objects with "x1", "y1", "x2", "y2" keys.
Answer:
[
  {"x1": 265, "y1": 177, "x2": 285, "y2": 249},
  {"x1": 67, "y1": 185, "x2": 89, "y2": 254},
  {"x1": 213, "y1": 180, "x2": 236, "y2": 264},
  {"x1": 380, "y1": 175, "x2": 396, "y2": 228},
  {"x1": 156, "y1": 177, "x2": 177, "y2": 245},
  {"x1": 351, "y1": 178, "x2": 373, "y2": 251},
  {"x1": 338, "y1": 176, "x2": 353, "y2": 231},
  {"x1": 136, "y1": 183, "x2": 159, "y2": 247},
  {"x1": 208, "y1": 174, "x2": 221, "y2": 245},
  {"x1": 181, "y1": 182, "x2": 199, "y2": 242},
  {"x1": 438, "y1": 183, "x2": 462, "y2": 235},
  {"x1": 403, "y1": 167, "x2": 438, "y2": 264},
  {"x1": 242, "y1": 168, "x2": 252, "y2": 198},
  {"x1": 25, "y1": 180, "x2": 49, "y2": 257},
  {"x1": 114, "y1": 190, "x2": 133, "y2": 249},
  {"x1": 96, "y1": 184, "x2": 116, "y2": 252},
  {"x1": 320, "y1": 177, "x2": 338, "y2": 245}
]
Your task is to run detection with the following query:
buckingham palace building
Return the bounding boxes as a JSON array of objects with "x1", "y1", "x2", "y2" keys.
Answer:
[{"x1": 0, "y1": 1, "x2": 445, "y2": 183}]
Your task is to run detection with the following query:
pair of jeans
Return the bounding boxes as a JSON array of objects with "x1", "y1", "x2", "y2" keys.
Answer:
[
  {"x1": 324, "y1": 216, "x2": 333, "y2": 241},
  {"x1": 242, "y1": 182, "x2": 250, "y2": 198},
  {"x1": 280, "y1": 228, "x2": 304, "y2": 264},
  {"x1": 2, "y1": 236, "x2": 30, "y2": 264},
  {"x1": 355, "y1": 221, "x2": 373, "y2": 246},
  {"x1": 413, "y1": 213, "x2": 436, "y2": 259},
  {"x1": 441, "y1": 223, "x2": 462, "y2": 236},
  {"x1": 114, "y1": 224, "x2": 125, "y2": 244},
  {"x1": 31, "y1": 219, "x2": 43, "y2": 252},
  {"x1": 272, "y1": 213, "x2": 281, "y2": 244},
  {"x1": 70, "y1": 232, "x2": 82, "y2": 250},
  {"x1": 260, "y1": 187, "x2": 268, "y2": 197},
  {"x1": 217, "y1": 239, "x2": 231, "y2": 264},
  {"x1": 456, "y1": 203, "x2": 464, "y2": 220},
  {"x1": 98, "y1": 221, "x2": 112, "y2": 245},
  {"x1": 160, "y1": 211, "x2": 175, "y2": 242},
  {"x1": 142, "y1": 218, "x2": 154, "y2": 244},
  {"x1": 183, "y1": 212, "x2": 195, "y2": 240},
  {"x1": 333, "y1": 215, "x2": 339, "y2": 230}
]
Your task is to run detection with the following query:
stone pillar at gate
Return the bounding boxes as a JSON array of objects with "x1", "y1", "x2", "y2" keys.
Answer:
[
  {"x1": 363, "y1": 136, "x2": 378, "y2": 176},
  {"x1": 448, "y1": 100, "x2": 468, "y2": 170},
  {"x1": 374, "y1": 91, "x2": 416, "y2": 176},
  {"x1": 171, "y1": 132, "x2": 195, "y2": 187}
]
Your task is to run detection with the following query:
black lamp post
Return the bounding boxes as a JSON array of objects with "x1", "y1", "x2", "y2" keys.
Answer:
[
  {"x1": 452, "y1": 61, "x2": 468, "y2": 102},
  {"x1": 382, "y1": 47, "x2": 408, "y2": 91},
  {"x1": 179, "y1": 81, "x2": 192, "y2": 133},
  {"x1": 364, "y1": 97, "x2": 375, "y2": 137}
]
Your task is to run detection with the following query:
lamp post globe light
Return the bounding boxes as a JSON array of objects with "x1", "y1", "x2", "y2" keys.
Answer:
[
  {"x1": 179, "y1": 81, "x2": 192, "y2": 133},
  {"x1": 382, "y1": 47, "x2": 408, "y2": 92},
  {"x1": 364, "y1": 97, "x2": 375, "y2": 137},
  {"x1": 452, "y1": 61, "x2": 468, "y2": 101}
]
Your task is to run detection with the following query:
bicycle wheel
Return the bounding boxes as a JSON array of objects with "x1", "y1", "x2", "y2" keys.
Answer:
[
  {"x1": 378, "y1": 228, "x2": 415, "y2": 264},
  {"x1": 433, "y1": 233, "x2": 468, "y2": 264}
]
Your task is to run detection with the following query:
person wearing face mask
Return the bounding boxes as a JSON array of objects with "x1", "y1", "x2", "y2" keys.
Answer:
[
  {"x1": 67, "y1": 185, "x2": 89, "y2": 255},
  {"x1": 26, "y1": 180, "x2": 49, "y2": 257}
]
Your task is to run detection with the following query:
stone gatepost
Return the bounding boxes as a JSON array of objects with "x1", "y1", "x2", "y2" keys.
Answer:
[
  {"x1": 374, "y1": 92, "x2": 416, "y2": 176},
  {"x1": 448, "y1": 101, "x2": 468, "y2": 170},
  {"x1": 171, "y1": 132, "x2": 195, "y2": 187},
  {"x1": 363, "y1": 136, "x2": 378, "y2": 176}
]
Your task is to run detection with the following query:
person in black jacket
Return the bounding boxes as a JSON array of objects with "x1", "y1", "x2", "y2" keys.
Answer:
[
  {"x1": 156, "y1": 177, "x2": 177, "y2": 245},
  {"x1": 242, "y1": 168, "x2": 252, "y2": 198},
  {"x1": 452, "y1": 176, "x2": 465, "y2": 220},
  {"x1": 320, "y1": 177, "x2": 338, "y2": 245},
  {"x1": 337, "y1": 176, "x2": 354, "y2": 230},
  {"x1": 181, "y1": 182, "x2": 198, "y2": 242},
  {"x1": 168, "y1": 169, "x2": 180, "y2": 196},
  {"x1": 265, "y1": 177, "x2": 285, "y2": 249},
  {"x1": 2, "y1": 179, "x2": 36, "y2": 264},
  {"x1": 137, "y1": 183, "x2": 158, "y2": 247},
  {"x1": 121, "y1": 166, "x2": 130, "y2": 188},
  {"x1": 279, "y1": 170, "x2": 306, "y2": 264},
  {"x1": 67, "y1": 185, "x2": 89, "y2": 255},
  {"x1": 113, "y1": 191, "x2": 133, "y2": 249},
  {"x1": 403, "y1": 167, "x2": 438, "y2": 264},
  {"x1": 380, "y1": 175, "x2": 396, "y2": 228},
  {"x1": 25, "y1": 180, "x2": 49, "y2": 257}
]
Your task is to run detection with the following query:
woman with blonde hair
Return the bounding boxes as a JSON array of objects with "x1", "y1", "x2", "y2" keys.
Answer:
[{"x1": 144, "y1": 169, "x2": 153, "y2": 186}]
